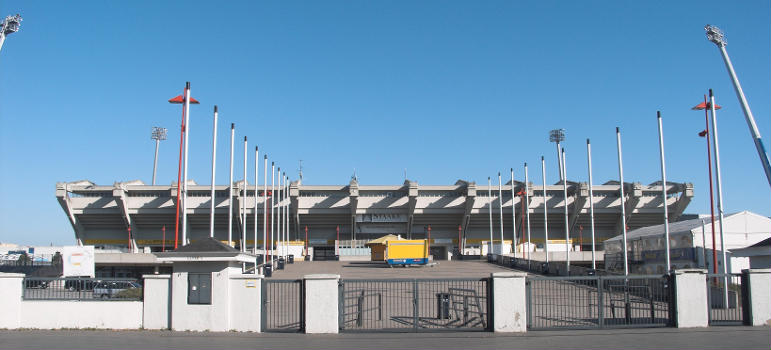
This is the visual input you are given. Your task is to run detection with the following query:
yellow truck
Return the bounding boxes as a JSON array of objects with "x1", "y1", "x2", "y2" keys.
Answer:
[{"x1": 384, "y1": 239, "x2": 429, "y2": 266}]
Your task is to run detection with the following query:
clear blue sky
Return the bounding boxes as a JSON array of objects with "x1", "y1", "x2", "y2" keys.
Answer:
[{"x1": 1, "y1": 1, "x2": 769, "y2": 246}]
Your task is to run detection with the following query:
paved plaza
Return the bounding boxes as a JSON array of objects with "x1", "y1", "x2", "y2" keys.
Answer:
[
  {"x1": 1, "y1": 327, "x2": 769, "y2": 350},
  {"x1": 268, "y1": 259, "x2": 514, "y2": 279}
]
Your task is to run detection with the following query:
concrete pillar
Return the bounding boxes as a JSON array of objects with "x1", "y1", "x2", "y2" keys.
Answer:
[
  {"x1": 674, "y1": 269, "x2": 708, "y2": 328},
  {"x1": 744, "y1": 268, "x2": 771, "y2": 326},
  {"x1": 304, "y1": 274, "x2": 340, "y2": 334},
  {"x1": 0, "y1": 273, "x2": 23, "y2": 329},
  {"x1": 228, "y1": 274, "x2": 263, "y2": 332},
  {"x1": 142, "y1": 274, "x2": 171, "y2": 330},
  {"x1": 491, "y1": 272, "x2": 527, "y2": 332}
]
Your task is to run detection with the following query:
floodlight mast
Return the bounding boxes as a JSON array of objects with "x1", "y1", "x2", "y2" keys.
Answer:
[
  {"x1": 0, "y1": 14, "x2": 22, "y2": 54},
  {"x1": 705, "y1": 25, "x2": 771, "y2": 187},
  {"x1": 151, "y1": 127, "x2": 167, "y2": 185}
]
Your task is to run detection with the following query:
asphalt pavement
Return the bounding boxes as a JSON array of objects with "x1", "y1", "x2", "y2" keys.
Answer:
[{"x1": 1, "y1": 327, "x2": 768, "y2": 350}]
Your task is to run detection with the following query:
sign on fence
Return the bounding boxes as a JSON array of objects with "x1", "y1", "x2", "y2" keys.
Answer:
[{"x1": 62, "y1": 246, "x2": 95, "y2": 277}]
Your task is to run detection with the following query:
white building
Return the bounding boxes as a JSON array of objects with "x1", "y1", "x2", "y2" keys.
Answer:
[{"x1": 603, "y1": 211, "x2": 770, "y2": 274}]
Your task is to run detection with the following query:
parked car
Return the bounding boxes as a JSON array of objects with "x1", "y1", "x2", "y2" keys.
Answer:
[
  {"x1": 65, "y1": 278, "x2": 97, "y2": 291},
  {"x1": 92, "y1": 281, "x2": 142, "y2": 299},
  {"x1": 24, "y1": 279, "x2": 49, "y2": 289}
]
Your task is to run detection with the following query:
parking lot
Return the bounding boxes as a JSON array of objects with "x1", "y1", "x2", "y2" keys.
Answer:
[{"x1": 267, "y1": 259, "x2": 515, "y2": 280}]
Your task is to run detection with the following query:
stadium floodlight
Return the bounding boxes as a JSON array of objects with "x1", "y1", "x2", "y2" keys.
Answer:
[
  {"x1": 151, "y1": 127, "x2": 167, "y2": 185},
  {"x1": 704, "y1": 24, "x2": 771, "y2": 187},
  {"x1": 549, "y1": 129, "x2": 566, "y2": 181},
  {"x1": 0, "y1": 14, "x2": 23, "y2": 54}
]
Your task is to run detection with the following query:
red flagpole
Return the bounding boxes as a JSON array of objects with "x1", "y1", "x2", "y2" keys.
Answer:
[
  {"x1": 162, "y1": 225, "x2": 166, "y2": 252},
  {"x1": 173, "y1": 86, "x2": 187, "y2": 250},
  {"x1": 127, "y1": 226, "x2": 132, "y2": 251}
]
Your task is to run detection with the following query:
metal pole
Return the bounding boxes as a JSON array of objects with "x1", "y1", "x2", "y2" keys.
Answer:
[
  {"x1": 173, "y1": 90, "x2": 186, "y2": 250},
  {"x1": 709, "y1": 90, "x2": 730, "y2": 305},
  {"x1": 488, "y1": 177, "x2": 493, "y2": 255},
  {"x1": 586, "y1": 139, "x2": 597, "y2": 270},
  {"x1": 152, "y1": 138, "x2": 160, "y2": 185},
  {"x1": 524, "y1": 163, "x2": 532, "y2": 266},
  {"x1": 181, "y1": 83, "x2": 191, "y2": 246},
  {"x1": 277, "y1": 167, "x2": 282, "y2": 257},
  {"x1": 616, "y1": 127, "x2": 629, "y2": 276},
  {"x1": 498, "y1": 172, "x2": 504, "y2": 252},
  {"x1": 511, "y1": 168, "x2": 517, "y2": 254},
  {"x1": 271, "y1": 163, "x2": 275, "y2": 263},
  {"x1": 242, "y1": 136, "x2": 247, "y2": 253},
  {"x1": 701, "y1": 219, "x2": 709, "y2": 270},
  {"x1": 263, "y1": 155, "x2": 268, "y2": 260},
  {"x1": 541, "y1": 157, "x2": 549, "y2": 264},
  {"x1": 209, "y1": 106, "x2": 218, "y2": 238},
  {"x1": 562, "y1": 148, "x2": 570, "y2": 275},
  {"x1": 657, "y1": 111, "x2": 671, "y2": 271},
  {"x1": 228, "y1": 124, "x2": 234, "y2": 247},
  {"x1": 702, "y1": 95, "x2": 719, "y2": 274},
  {"x1": 706, "y1": 26, "x2": 771, "y2": 186},
  {"x1": 286, "y1": 174, "x2": 290, "y2": 256},
  {"x1": 253, "y1": 146, "x2": 259, "y2": 254}
]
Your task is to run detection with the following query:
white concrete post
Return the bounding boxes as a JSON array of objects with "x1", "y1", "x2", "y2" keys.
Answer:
[
  {"x1": 491, "y1": 272, "x2": 527, "y2": 332},
  {"x1": 744, "y1": 268, "x2": 771, "y2": 326},
  {"x1": 304, "y1": 274, "x2": 340, "y2": 334},
  {"x1": 229, "y1": 274, "x2": 263, "y2": 332},
  {"x1": 0, "y1": 273, "x2": 23, "y2": 329},
  {"x1": 674, "y1": 269, "x2": 708, "y2": 328},
  {"x1": 142, "y1": 274, "x2": 171, "y2": 330}
]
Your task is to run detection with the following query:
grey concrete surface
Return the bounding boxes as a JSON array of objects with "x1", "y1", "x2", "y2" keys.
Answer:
[
  {"x1": 1, "y1": 327, "x2": 769, "y2": 350},
  {"x1": 269, "y1": 260, "x2": 513, "y2": 279}
]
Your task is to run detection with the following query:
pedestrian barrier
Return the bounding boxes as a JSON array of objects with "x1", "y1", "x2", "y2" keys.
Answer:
[
  {"x1": 706, "y1": 273, "x2": 745, "y2": 325},
  {"x1": 262, "y1": 279, "x2": 303, "y2": 332},
  {"x1": 22, "y1": 277, "x2": 143, "y2": 301}
]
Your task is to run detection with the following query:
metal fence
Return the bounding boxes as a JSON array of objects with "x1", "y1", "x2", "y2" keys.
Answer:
[
  {"x1": 262, "y1": 279, "x2": 303, "y2": 332},
  {"x1": 22, "y1": 277, "x2": 143, "y2": 301},
  {"x1": 526, "y1": 274, "x2": 673, "y2": 330},
  {"x1": 339, "y1": 278, "x2": 489, "y2": 332},
  {"x1": 706, "y1": 273, "x2": 745, "y2": 325}
]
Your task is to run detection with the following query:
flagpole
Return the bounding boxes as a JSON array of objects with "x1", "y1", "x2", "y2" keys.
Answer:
[
  {"x1": 510, "y1": 168, "x2": 517, "y2": 255},
  {"x1": 709, "y1": 89, "x2": 730, "y2": 306},
  {"x1": 616, "y1": 127, "x2": 629, "y2": 277},
  {"x1": 181, "y1": 83, "x2": 191, "y2": 246},
  {"x1": 487, "y1": 177, "x2": 493, "y2": 256},
  {"x1": 253, "y1": 146, "x2": 259, "y2": 254},
  {"x1": 263, "y1": 155, "x2": 268, "y2": 263},
  {"x1": 657, "y1": 112, "x2": 672, "y2": 271},
  {"x1": 586, "y1": 139, "x2": 597, "y2": 270},
  {"x1": 209, "y1": 106, "x2": 218, "y2": 239},
  {"x1": 561, "y1": 148, "x2": 570, "y2": 275},
  {"x1": 242, "y1": 136, "x2": 247, "y2": 253},
  {"x1": 277, "y1": 167, "x2": 282, "y2": 258},
  {"x1": 498, "y1": 172, "x2": 504, "y2": 253},
  {"x1": 541, "y1": 156, "x2": 549, "y2": 265},
  {"x1": 524, "y1": 162, "x2": 532, "y2": 268},
  {"x1": 228, "y1": 123, "x2": 235, "y2": 247}
]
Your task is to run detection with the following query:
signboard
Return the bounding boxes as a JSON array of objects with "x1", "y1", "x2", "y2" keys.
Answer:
[
  {"x1": 62, "y1": 246, "x2": 95, "y2": 277},
  {"x1": 356, "y1": 214, "x2": 408, "y2": 223}
]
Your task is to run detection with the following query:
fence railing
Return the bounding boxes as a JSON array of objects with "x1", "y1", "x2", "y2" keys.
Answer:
[
  {"x1": 339, "y1": 278, "x2": 489, "y2": 332},
  {"x1": 706, "y1": 273, "x2": 745, "y2": 325},
  {"x1": 22, "y1": 277, "x2": 143, "y2": 301},
  {"x1": 262, "y1": 279, "x2": 303, "y2": 332},
  {"x1": 526, "y1": 274, "x2": 673, "y2": 330}
]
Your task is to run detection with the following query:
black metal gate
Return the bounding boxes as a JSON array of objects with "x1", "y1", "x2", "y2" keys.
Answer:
[
  {"x1": 706, "y1": 273, "x2": 745, "y2": 325},
  {"x1": 526, "y1": 274, "x2": 674, "y2": 330},
  {"x1": 262, "y1": 279, "x2": 304, "y2": 332},
  {"x1": 339, "y1": 278, "x2": 489, "y2": 332}
]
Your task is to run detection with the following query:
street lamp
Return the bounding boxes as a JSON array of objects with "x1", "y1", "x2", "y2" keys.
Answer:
[
  {"x1": 151, "y1": 127, "x2": 167, "y2": 185},
  {"x1": 0, "y1": 14, "x2": 22, "y2": 54}
]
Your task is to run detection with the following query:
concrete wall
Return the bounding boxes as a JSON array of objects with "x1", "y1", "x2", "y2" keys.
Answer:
[
  {"x1": 674, "y1": 269, "x2": 708, "y2": 328},
  {"x1": 143, "y1": 274, "x2": 171, "y2": 330},
  {"x1": 304, "y1": 274, "x2": 339, "y2": 334},
  {"x1": 21, "y1": 301, "x2": 142, "y2": 329},
  {"x1": 228, "y1": 274, "x2": 262, "y2": 332},
  {"x1": 746, "y1": 269, "x2": 771, "y2": 326},
  {"x1": 0, "y1": 273, "x2": 23, "y2": 328},
  {"x1": 170, "y1": 262, "x2": 238, "y2": 332},
  {"x1": 491, "y1": 272, "x2": 527, "y2": 332}
]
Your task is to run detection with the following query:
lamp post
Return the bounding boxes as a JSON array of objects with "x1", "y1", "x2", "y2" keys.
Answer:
[
  {"x1": 549, "y1": 129, "x2": 566, "y2": 181},
  {"x1": 150, "y1": 127, "x2": 167, "y2": 185},
  {"x1": 0, "y1": 14, "x2": 22, "y2": 55},
  {"x1": 705, "y1": 25, "x2": 771, "y2": 187}
]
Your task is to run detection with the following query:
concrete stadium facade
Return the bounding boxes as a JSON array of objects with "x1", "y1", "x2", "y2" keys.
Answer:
[{"x1": 56, "y1": 177, "x2": 693, "y2": 258}]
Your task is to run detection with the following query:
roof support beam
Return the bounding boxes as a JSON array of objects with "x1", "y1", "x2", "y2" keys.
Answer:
[
  {"x1": 290, "y1": 182, "x2": 300, "y2": 241},
  {"x1": 113, "y1": 183, "x2": 136, "y2": 252},
  {"x1": 568, "y1": 183, "x2": 589, "y2": 232},
  {"x1": 56, "y1": 183, "x2": 85, "y2": 246},
  {"x1": 615, "y1": 182, "x2": 642, "y2": 234},
  {"x1": 460, "y1": 182, "x2": 477, "y2": 250},
  {"x1": 406, "y1": 180, "x2": 418, "y2": 239},
  {"x1": 668, "y1": 183, "x2": 694, "y2": 222},
  {"x1": 349, "y1": 179, "x2": 359, "y2": 241}
]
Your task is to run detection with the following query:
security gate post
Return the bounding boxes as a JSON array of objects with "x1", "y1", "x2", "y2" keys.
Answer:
[
  {"x1": 597, "y1": 276, "x2": 604, "y2": 328},
  {"x1": 413, "y1": 280, "x2": 419, "y2": 331}
]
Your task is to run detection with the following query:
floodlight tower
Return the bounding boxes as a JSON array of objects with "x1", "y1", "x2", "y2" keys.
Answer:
[
  {"x1": 151, "y1": 127, "x2": 167, "y2": 185},
  {"x1": 0, "y1": 14, "x2": 22, "y2": 54},
  {"x1": 549, "y1": 129, "x2": 566, "y2": 181},
  {"x1": 705, "y1": 25, "x2": 771, "y2": 187}
]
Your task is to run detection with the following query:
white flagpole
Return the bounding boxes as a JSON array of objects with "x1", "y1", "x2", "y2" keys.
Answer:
[
  {"x1": 562, "y1": 148, "x2": 570, "y2": 275},
  {"x1": 510, "y1": 168, "x2": 517, "y2": 255},
  {"x1": 271, "y1": 162, "x2": 275, "y2": 264},
  {"x1": 277, "y1": 167, "x2": 282, "y2": 258},
  {"x1": 181, "y1": 82, "x2": 191, "y2": 246},
  {"x1": 586, "y1": 139, "x2": 597, "y2": 270},
  {"x1": 498, "y1": 172, "x2": 504, "y2": 253},
  {"x1": 657, "y1": 112, "x2": 671, "y2": 271},
  {"x1": 524, "y1": 163, "x2": 532, "y2": 266},
  {"x1": 209, "y1": 106, "x2": 218, "y2": 238},
  {"x1": 228, "y1": 123, "x2": 234, "y2": 247},
  {"x1": 263, "y1": 155, "x2": 268, "y2": 261},
  {"x1": 242, "y1": 136, "x2": 247, "y2": 252},
  {"x1": 616, "y1": 127, "x2": 629, "y2": 277},
  {"x1": 253, "y1": 146, "x2": 259, "y2": 254},
  {"x1": 709, "y1": 89, "x2": 729, "y2": 305},
  {"x1": 541, "y1": 156, "x2": 549, "y2": 264},
  {"x1": 487, "y1": 177, "x2": 493, "y2": 255}
]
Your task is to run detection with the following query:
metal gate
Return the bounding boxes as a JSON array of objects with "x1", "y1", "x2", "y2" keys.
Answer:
[
  {"x1": 526, "y1": 274, "x2": 674, "y2": 330},
  {"x1": 262, "y1": 279, "x2": 304, "y2": 332},
  {"x1": 339, "y1": 278, "x2": 489, "y2": 332},
  {"x1": 706, "y1": 273, "x2": 745, "y2": 325}
]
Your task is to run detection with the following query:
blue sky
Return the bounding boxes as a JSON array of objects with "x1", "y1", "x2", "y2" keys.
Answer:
[{"x1": 1, "y1": 1, "x2": 769, "y2": 246}]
